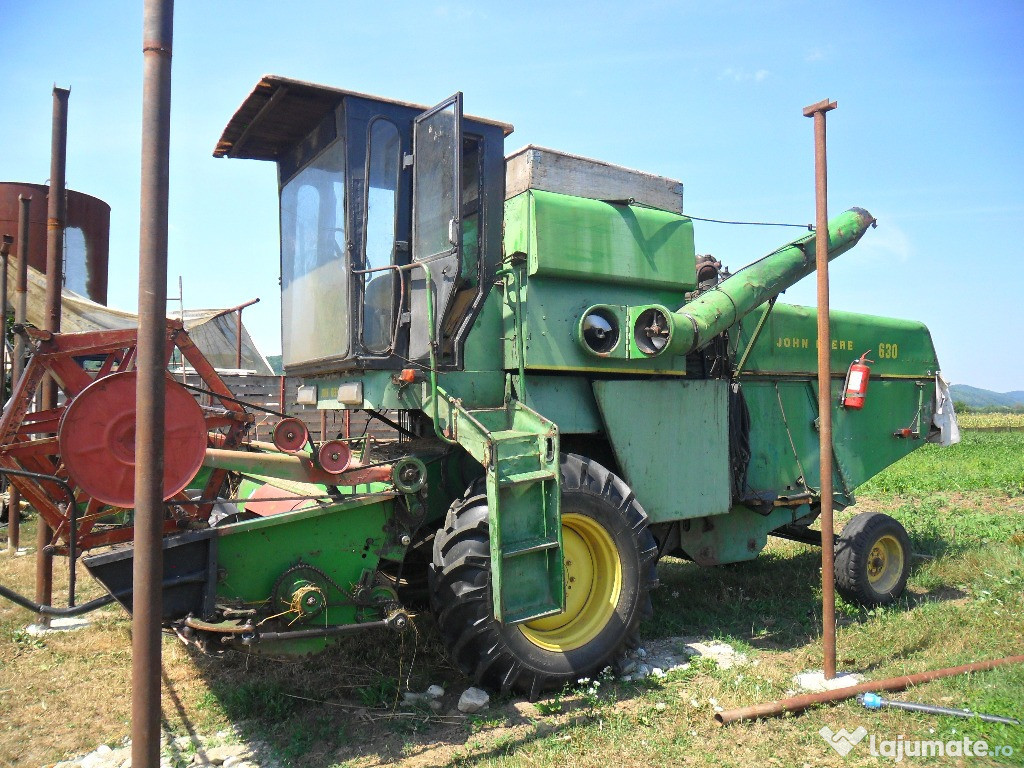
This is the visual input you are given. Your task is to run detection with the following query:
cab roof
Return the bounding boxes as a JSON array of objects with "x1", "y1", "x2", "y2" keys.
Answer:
[{"x1": 214, "y1": 75, "x2": 514, "y2": 161}]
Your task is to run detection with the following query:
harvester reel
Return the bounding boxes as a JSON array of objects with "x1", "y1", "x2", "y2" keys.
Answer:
[{"x1": 0, "y1": 324, "x2": 250, "y2": 554}]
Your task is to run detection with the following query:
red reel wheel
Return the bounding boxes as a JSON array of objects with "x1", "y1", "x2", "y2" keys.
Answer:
[
  {"x1": 317, "y1": 440, "x2": 352, "y2": 474},
  {"x1": 57, "y1": 371, "x2": 208, "y2": 508},
  {"x1": 273, "y1": 417, "x2": 309, "y2": 453}
]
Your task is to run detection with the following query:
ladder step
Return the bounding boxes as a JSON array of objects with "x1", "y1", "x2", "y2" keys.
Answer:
[
  {"x1": 499, "y1": 469, "x2": 556, "y2": 487},
  {"x1": 502, "y1": 537, "x2": 560, "y2": 558},
  {"x1": 502, "y1": 603, "x2": 562, "y2": 626},
  {"x1": 490, "y1": 429, "x2": 534, "y2": 442}
]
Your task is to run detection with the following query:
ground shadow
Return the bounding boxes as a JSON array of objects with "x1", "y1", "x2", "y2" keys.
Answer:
[{"x1": 171, "y1": 536, "x2": 977, "y2": 767}]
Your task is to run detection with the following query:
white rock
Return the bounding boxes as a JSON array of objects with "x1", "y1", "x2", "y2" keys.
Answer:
[
  {"x1": 635, "y1": 663, "x2": 652, "y2": 678},
  {"x1": 25, "y1": 617, "x2": 91, "y2": 635},
  {"x1": 655, "y1": 702, "x2": 667, "y2": 711},
  {"x1": 203, "y1": 745, "x2": 252, "y2": 765},
  {"x1": 651, "y1": 667, "x2": 666, "y2": 679},
  {"x1": 426, "y1": 684, "x2": 445, "y2": 699},
  {"x1": 680, "y1": 640, "x2": 747, "y2": 669},
  {"x1": 401, "y1": 691, "x2": 432, "y2": 707},
  {"x1": 793, "y1": 670, "x2": 864, "y2": 693},
  {"x1": 458, "y1": 686, "x2": 490, "y2": 713}
]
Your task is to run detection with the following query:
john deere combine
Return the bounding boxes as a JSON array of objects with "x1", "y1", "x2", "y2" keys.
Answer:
[{"x1": 0, "y1": 77, "x2": 958, "y2": 696}]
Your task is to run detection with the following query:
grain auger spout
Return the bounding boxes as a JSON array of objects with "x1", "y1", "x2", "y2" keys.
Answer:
[{"x1": 630, "y1": 207, "x2": 876, "y2": 357}]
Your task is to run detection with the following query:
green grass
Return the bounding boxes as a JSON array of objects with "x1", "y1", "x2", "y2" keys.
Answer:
[{"x1": 860, "y1": 431, "x2": 1024, "y2": 496}]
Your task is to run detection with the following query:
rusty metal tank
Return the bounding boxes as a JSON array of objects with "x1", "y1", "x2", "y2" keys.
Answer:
[{"x1": 0, "y1": 182, "x2": 110, "y2": 304}]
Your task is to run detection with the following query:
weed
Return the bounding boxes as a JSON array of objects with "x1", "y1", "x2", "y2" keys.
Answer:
[
  {"x1": 355, "y1": 673, "x2": 399, "y2": 709},
  {"x1": 534, "y1": 691, "x2": 563, "y2": 716},
  {"x1": 11, "y1": 628, "x2": 45, "y2": 651},
  {"x1": 466, "y1": 712, "x2": 512, "y2": 733},
  {"x1": 210, "y1": 680, "x2": 295, "y2": 721}
]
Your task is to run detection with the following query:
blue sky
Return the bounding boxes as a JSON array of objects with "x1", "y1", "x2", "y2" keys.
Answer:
[{"x1": 2, "y1": 1, "x2": 1023, "y2": 390}]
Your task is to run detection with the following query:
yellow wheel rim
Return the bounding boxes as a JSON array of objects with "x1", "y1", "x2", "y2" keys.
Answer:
[
  {"x1": 866, "y1": 533, "x2": 904, "y2": 594},
  {"x1": 520, "y1": 513, "x2": 622, "y2": 652}
]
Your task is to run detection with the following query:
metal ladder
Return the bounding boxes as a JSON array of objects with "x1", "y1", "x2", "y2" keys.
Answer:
[{"x1": 432, "y1": 388, "x2": 563, "y2": 624}]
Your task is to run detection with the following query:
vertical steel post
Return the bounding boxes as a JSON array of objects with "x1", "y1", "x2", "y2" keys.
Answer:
[
  {"x1": 320, "y1": 409, "x2": 328, "y2": 442},
  {"x1": 0, "y1": 235, "x2": 10, "y2": 405},
  {"x1": 0, "y1": 235, "x2": 11, "y2": 549},
  {"x1": 133, "y1": 1, "x2": 173, "y2": 765},
  {"x1": 8, "y1": 195, "x2": 30, "y2": 553},
  {"x1": 235, "y1": 309, "x2": 243, "y2": 369},
  {"x1": 804, "y1": 98, "x2": 838, "y2": 680},
  {"x1": 37, "y1": 87, "x2": 70, "y2": 617}
]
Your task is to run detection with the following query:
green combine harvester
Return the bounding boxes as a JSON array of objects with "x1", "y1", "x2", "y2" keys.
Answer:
[{"x1": 0, "y1": 77, "x2": 958, "y2": 697}]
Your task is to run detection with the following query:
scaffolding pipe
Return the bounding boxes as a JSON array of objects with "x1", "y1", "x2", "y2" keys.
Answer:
[
  {"x1": 8, "y1": 195, "x2": 30, "y2": 553},
  {"x1": 804, "y1": 97, "x2": 838, "y2": 680},
  {"x1": 0, "y1": 234, "x2": 10, "y2": 405},
  {"x1": 37, "y1": 86, "x2": 70, "y2": 620},
  {"x1": 133, "y1": 1, "x2": 174, "y2": 766},
  {"x1": 715, "y1": 654, "x2": 1024, "y2": 725}
]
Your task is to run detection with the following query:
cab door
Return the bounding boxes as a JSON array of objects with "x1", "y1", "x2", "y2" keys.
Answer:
[{"x1": 409, "y1": 93, "x2": 463, "y2": 361}]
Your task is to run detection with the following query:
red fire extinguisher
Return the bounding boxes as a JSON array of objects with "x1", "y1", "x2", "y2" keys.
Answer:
[{"x1": 842, "y1": 351, "x2": 873, "y2": 410}]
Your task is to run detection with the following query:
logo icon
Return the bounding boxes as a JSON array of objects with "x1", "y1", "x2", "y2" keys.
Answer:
[{"x1": 820, "y1": 725, "x2": 868, "y2": 757}]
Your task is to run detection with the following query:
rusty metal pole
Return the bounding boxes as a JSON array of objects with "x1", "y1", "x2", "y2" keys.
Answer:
[
  {"x1": 235, "y1": 310, "x2": 243, "y2": 369},
  {"x1": 0, "y1": 234, "x2": 10, "y2": 405},
  {"x1": 804, "y1": 98, "x2": 838, "y2": 680},
  {"x1": 133, "y1": 1, "x2": 173, "y2": 765},
  {"x1": 9, "y1": 196, "x2": 31, "y2": 553},
  {"x1": 715, "y1": 654, "x2": 1024, "y2": 725},
  {"x1": 0, "y1": 235, "x2": 11, "y2": 547},
  {"x1": 37, "y1": 87, "x2": 71, "y2": 618}
]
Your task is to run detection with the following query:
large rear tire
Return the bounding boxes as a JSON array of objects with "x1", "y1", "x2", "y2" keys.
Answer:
[{"x1": 429, "y1": 454, "x2": 657, "y2": 698}]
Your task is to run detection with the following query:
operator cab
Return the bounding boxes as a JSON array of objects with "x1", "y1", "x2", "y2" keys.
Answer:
[{"x1": 215, "y1": 76, "x2": 511, "y2": 375}]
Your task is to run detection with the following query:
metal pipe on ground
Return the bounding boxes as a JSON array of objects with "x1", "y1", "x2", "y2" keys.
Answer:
[
  {"x1": 7, "y1": 194, "x2": 30, "y2": 553},
  {"x1": 715, "y1": 654, "x2": 1024, "y2": 725},
  {"x1": 804, "y1": 97, "x2": 838, "y2": 680},
  {"x1": 37, "y1": 86, "x2": 70, "y2": 620},
  {"x1": 133, "y1": 1, "x2": 174, "y2": 766}
]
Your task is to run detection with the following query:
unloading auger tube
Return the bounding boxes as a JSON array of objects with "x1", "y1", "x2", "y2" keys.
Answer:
[{"x1": 633, "y1": 207, "x2": 876, "y2": 357}]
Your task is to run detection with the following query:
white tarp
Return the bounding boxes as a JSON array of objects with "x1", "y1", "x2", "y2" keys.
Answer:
[
  {"x1": 929, "y1": 373, "x2": 961, "y2": 447},
  {"x1": 5, "y1": 261, "x2": 273, "y2": 375}
]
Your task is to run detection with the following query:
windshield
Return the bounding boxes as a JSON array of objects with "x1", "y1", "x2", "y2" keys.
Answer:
[{"x1": 280, "y1": 138, "x2": 348, "y2": 367}]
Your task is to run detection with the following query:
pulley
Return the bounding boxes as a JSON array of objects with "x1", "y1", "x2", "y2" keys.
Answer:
[{"x1": 58, "y1": 371, "x2": 208, "y2": 508}]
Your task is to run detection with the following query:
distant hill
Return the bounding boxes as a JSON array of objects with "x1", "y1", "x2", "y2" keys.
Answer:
[
  {"x1": 266, "y1": 354, "x2": 283, "y2": 375},
  {"x1": 950, "y1": 384, "x2": 1024, "y2": 409}
]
